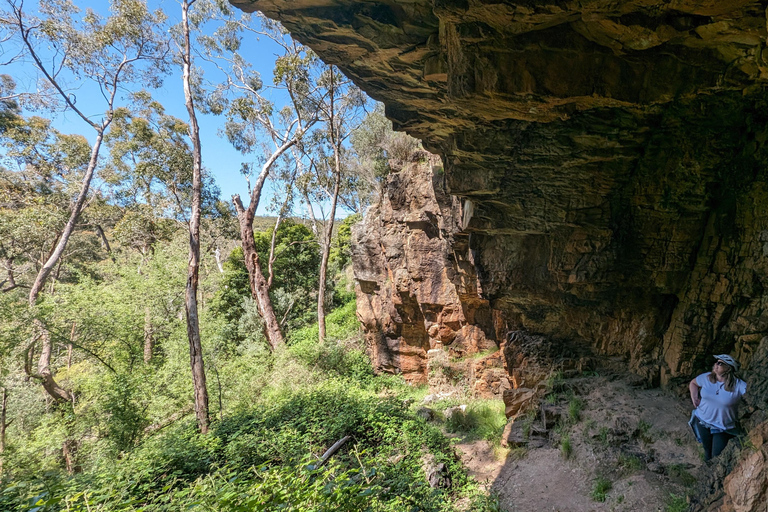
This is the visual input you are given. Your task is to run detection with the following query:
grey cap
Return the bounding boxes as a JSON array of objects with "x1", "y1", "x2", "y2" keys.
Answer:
[{"x1": 714, "y1": 354, "x2": 740, "y2": 372}]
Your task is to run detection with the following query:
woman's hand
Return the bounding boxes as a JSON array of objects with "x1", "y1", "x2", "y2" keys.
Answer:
[{"x1": 689, "y1": 379, "x2": 701, "y2": 408}]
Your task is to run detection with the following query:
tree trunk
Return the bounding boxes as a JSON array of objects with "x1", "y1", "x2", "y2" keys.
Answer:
[
  {"x1": 62, "y1": 438, "x2": 79, "y2": 474},
  {"x1": 214, "y1": 247, "x2": 224, "y2": 273},
  {"x1": 317, "y1": 149, "x2": 342, "y2": 342},
  {"x1": 35, "y1": 321, "x2": 73, "y2": 403},
  {"x1": 1, "y1": 388, "x2": 8, "y2": 477},
  {"x1": 67, "y1": 322, "x2": 75, "y2": 369},
  {"x1": 25, "y1": 134, "x2": 105, "y2": 404},
  {"x1": 143, "y1": 306, "x2": 154, "y2": 363},
  {"x1": 230, "y1": 137, "x2": 297, "y2": 352},
  {"x1": 29, "y1": 133, "x2": 104, "y2": 305},
  {"x1": 182, "y1": 0, "x2": 209, "y2": 435},
  {"x1": 318, "y1": 68, "x2": 342, "y2": 343},
  {"x1": 95, "y1": 224, "x2": 112, "y2": 253},
  {"x1": 232, "y1": 196, "x2": 285, "y2": 351}
]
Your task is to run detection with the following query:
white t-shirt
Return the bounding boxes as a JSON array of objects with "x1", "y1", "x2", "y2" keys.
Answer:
[{"x1": 694, "y1": 372, "x2": 747, "y2": 430}]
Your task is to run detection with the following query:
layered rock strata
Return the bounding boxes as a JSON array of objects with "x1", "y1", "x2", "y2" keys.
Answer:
[
  {"x1": 233, "y1": 0, "x2": 768, "y2": 390},
  {"x1": 232, "y1": 1, "x2": 768, "y2": 508},
  {"x1": 351, "y1": 152, "x2": 498, "y2": 384}
]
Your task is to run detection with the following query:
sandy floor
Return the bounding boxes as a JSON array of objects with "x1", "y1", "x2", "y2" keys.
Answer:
[{"x1": 453, "y1": 374, "x2": 702, "y2": 512}]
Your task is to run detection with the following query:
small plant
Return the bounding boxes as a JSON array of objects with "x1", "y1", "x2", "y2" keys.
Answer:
[
  {"x1": 470, "y1": 490, "x2": 503, "y2": 512},
  {"x1": 520, "y1": 409, "x2": 537, "y2": 440},
  {"x1": 618, "y1": 453, "x2": 643, "y2": 473},
  {"x1": 545, "y1": 370, "x2": 565, "y2": 391},
  {"x1": 590, "y1": 476, "x2": 612, "y2": 502},
  {"x1": 665, "y1": 493, "x2": 688, "y2": 512},
  {"x1": 507, "y1": 446, "x2": 528, "y2": 460},
  {"x1": 445, "y1": 400, "x2": 507, "y2": 446},
  {"x1": 597, "y1": 426, "x2": 610, "y2": 446},
  {"x1": 568, "y1": 397, "x2": 584, "y2": 423},
  {"x1": 667, "y1": 464, "x2": 696, "y2": 487},
  {"x1": 560, "y1": 434, "x2": 572, "y2": 460},
  {"x1": 637, "y1": 419, "x2": 654, "y2": 443}
]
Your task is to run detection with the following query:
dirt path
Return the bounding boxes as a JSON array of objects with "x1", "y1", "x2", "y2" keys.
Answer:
[{"x1": 454, "y1": 374, "x2": 703, "y2": 512}]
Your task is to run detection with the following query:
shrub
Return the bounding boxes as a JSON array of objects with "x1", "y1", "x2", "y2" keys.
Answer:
[
  {"x1": 667, "y1": 464, "x2": 696, "y2": 487},
  {"x1": 637, "y1": 419, "x2": 654, "y2": 443},
  {"x1": 597, "y1": 426, "x2": 610, "y2": 446},
  {"x1": 2, "y1": 381, "x2": 482, "y2": 512},
  {"x1": 591, "y1": 476, "x2": 612, "y2": 502}
]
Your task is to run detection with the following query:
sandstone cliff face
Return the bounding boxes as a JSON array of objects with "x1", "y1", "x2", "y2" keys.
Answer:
[
  {"x1": 351, "y1": 152, "x2": 498, "y2": 384},
  {"x1": 232, "y1": 1, "x2": 768, "y2": 508},
  {"x1": 233, "y1": 0, "x2": 768, "y2": 390}
]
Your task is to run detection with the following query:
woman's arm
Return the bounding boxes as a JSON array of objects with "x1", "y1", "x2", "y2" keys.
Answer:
[{"x1": 689, "y1": 379, "x2": 701, "y2": 408}]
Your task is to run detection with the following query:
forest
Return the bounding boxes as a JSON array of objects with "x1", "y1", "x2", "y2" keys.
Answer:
[{"x1": 0, "y1": 0, "x2": 501, "y2": 510}]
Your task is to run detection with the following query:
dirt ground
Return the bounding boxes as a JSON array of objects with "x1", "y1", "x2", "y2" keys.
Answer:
[{"x1": 453, "y1": 374, "x2": 703, "y2": 512}]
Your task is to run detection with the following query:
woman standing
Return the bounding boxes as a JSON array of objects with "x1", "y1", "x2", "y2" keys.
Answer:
[{"x1": 689, "y1": 354, "x2": 747, "y2": 460}]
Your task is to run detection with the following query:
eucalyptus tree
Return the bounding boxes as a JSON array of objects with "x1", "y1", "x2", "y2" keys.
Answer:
[
  {"x1": 179, "y1": 0, "x2": 209, "y2": 433},
  {"x1": 303, "y1": 66, "x2": 366, "y2": 341},
  {"x1": 199, "y1": 11, "x2": 320, "y2": 351},
  {"x1": 0, "y1": 0, "x2": 170, "y2": 405},
  {"x1": 104, "y1": 94, "x2": 189, "y2": 369},
  {"x1": 0, "y1": 117, "x2": 90, "y2": 295}
]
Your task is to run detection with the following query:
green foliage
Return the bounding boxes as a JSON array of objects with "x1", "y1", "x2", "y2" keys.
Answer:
[
  {"x1": 0, "y1": 380, "x2": 480, "y2": 512},
  {"x1": 568, "y1": 397, "x2": 584, "y2": 423},
  {"x1": 597, "y1": 426, "x2": 610, "y2": 446},
  {"x1": 102, "y1": 373, "x2": 149, "y2": 454},
  {"x1": 329, "y1": 213, "x2": 361, "y2": 271},
  {"x1": 520, "y1": 410, "x2": 537, "y2": 440},
  {"x1": 590, "y1": 476, "x2": 612, "y2": 502},
  {"x1": 560, "y1": 434, "x2": 572, "y2": 459},
  {"x1": 210, "y1": 219, "x2": 322, "y2": 345},
  {"x1": 666, "y1": 464, "x2": 696, "y2": 487},
  {"x1": 209, "y1": 246, "x2": 251, "y2": 344},
  {"x1": 445, "y1": 400, "x2": 507, "y2": 445},
  {"x1": 618, "y1": 454, "x2": 643, "y2": 473},
  {"x1": 637, "y1": 419, "x2": 654, "y2": 443},
  {"x1": 288, "y1": 298, "x2": 360, "y2": 346},
  {"x1": 665, "y1": 493, "x2": 689, "y2": 512},
  {"x1": 545, "y1": 370, "x2": 566, "y2": 393}
]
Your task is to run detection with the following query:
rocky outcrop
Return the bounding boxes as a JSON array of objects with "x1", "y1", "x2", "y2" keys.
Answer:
[
  {"x1": 352, "y1": 152, "x2": 498, "y2": 384},
  {"x1": 232, "y1": 1, "x2": 768, "y2": 508},
  {"x1": 233, "y1": 0, "x2": 768, "y2": 390}
]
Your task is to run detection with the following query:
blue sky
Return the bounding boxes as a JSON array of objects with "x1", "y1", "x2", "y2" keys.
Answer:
[{"x1": 3, "y1": 0, "x2": 312, "y2": 216}]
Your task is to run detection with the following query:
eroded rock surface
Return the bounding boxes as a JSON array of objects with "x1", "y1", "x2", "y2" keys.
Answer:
[
  {"x1": 234, "y1": 0, "x2": 768, "y2": 391},
  {"x1": 232, "y1": 1, "x2": 768, "y2": 508},
  {"x1": 352, "y1": 152, "x2": 498, "y2": 384}
]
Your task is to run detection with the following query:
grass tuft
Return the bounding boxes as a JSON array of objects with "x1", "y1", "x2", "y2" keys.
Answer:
[
  {"x1": 665, "y1": 493, "x2": 688, "y2": 512},
  {"x1": 445, "y1": 400, "x2": 507, "y2": 446},
  {"x1": 590, "y1": 476, "x2": 612, "y2": 502},
  {"x1": 618, "y1": 453, "x2": 643, "y2": 473},
  {"x1": 568, "y1": 397, "x2": 584, "y2": 423}
]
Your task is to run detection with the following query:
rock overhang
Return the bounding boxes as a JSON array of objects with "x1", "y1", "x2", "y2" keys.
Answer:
[{"x1": 231, "y1": 0, "x2": 768, "y2": 385}]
